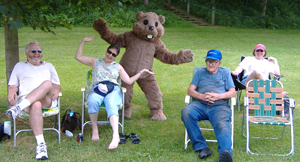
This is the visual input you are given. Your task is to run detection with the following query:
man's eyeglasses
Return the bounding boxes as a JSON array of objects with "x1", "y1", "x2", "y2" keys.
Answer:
[
  {"x1": 107, "y1": 50, "x2": 118, "y2": 57},
  {"x1": 205, "y1": 60, "x2": 219, "y2": 65},
  {"x1": 31, "y1": 49, "x2": 42, "y2": 53}
]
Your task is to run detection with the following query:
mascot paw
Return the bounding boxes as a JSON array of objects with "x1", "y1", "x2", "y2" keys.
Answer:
[
  {"x1": 179, "y1": 49, "x2": 194, "y2": 63},
  {"x1": 183, "y1": 49, "x2": 194, "y2": 62},
  {"x1": 93, "y1": 18, "x2": 108, "y2": 32},
  {"x1": 151, "y1": 112, "x2": 167, "y2": 121}
]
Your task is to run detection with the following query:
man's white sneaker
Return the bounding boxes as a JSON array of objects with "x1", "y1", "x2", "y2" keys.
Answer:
[
  {"x1": 4, "y1": 105, "x2": 21, "y2": 120},
  {"x1": 36, "y1": 142, "x2": 48, "y2": 160}
]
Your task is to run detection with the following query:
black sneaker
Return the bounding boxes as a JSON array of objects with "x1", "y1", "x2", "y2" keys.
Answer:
[
  {"x1": 219, "y1": 150, "x2": 232, "y2": 162},
  {"x1": 198, "y1": 148, "x2": 212, "y2": 159}
]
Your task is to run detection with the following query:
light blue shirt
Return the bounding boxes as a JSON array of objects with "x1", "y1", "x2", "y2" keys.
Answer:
[{"x1": 191, "y1": 67, "x2": 235, "y2": 94}]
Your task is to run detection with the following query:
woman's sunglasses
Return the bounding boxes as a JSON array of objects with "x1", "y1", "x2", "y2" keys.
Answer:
[
  {"x1": 107, "y1": 50, "x2": 117, "y2": 57},
  {"x1": 31, "y1": 49, "x2": 42, "y2": 53}
]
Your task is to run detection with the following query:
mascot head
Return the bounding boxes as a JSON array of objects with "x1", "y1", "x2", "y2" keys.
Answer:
[{"x1": 133, "y1": 11, "x2": 165, "y2": 42}]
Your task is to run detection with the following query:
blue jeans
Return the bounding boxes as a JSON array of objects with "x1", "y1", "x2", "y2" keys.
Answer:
[
  {"x1": 181, "y1": 99, "x2": 232, "y2": 156},
  {"x1": 87, "y1": 84, "x2": 122, "y2": 120}
]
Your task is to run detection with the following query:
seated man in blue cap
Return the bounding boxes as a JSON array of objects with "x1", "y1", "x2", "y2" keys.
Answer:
[{"x1": 181, "y1": 49, "x2": 235, "y2": 162}]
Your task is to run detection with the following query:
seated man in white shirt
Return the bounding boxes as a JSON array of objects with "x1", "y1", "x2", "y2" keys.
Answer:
[{"x1": 5, "y1": 42, "x2": 60, "y2": 160}]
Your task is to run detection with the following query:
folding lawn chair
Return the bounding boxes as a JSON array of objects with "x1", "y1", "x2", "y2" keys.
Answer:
[
  {"x1": 184, "y1": 66, "x2": 236, "y2": 150},
  {"x1": 243, "y1": 79, "x2": 295, "y2": 156},
  {"x1": 81, "y1": 70, "x2": 126, "y2": 135},
  {"x1": 13, "y1": 92, "x2": 62, "y2": 147}
]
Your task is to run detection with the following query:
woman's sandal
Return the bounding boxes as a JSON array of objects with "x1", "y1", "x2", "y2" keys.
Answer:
[{"x1": 118, "y1": 133, "x2": 141, "y2": 144}]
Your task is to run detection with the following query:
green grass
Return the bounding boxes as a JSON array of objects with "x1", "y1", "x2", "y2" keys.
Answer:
[{"x1": 0, "y1": 26, "x2": 299, "y2": 161}]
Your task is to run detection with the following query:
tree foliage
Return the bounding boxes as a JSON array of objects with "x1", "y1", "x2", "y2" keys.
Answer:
[
  {"x1": 0, "y1": 0, "x2": 133, "y2": 89},
  {"x1": 0, "y1": 0, "x2": 133, "y2": 33},
  {"x1": 171, "y1": 0, "x2": 300, "y2": 29}
]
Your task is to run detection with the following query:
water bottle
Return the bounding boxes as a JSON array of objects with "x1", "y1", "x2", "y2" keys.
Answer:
[
  {"x1": 69, "y1": 110, "x2": 74, "y2": 117},
  {"x1": 4, "y1": 121, "x2": 11, "y2": 137}
]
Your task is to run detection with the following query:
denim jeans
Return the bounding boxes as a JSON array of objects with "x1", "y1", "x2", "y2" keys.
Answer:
[
  {"x1": 87, "y1": 84, "x2": 122, "y2": 120},
  {"x1": 181, "y1": 99, "x2": 232, "y2": 156}
]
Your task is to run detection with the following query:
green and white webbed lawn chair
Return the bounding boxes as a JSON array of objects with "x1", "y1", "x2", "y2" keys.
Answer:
[
  {"x1": 13, "y1": 92, "x2": 62, "y2": 147},
  {"x1": 81, "y1": 70, "x2": 126, "y2": 135},
  {"x1": 184, "y1": 66, "x2": 236, "y2": 150},
  {"x1": 243, "y1": 79, "x2": 295, "y2": 156}
]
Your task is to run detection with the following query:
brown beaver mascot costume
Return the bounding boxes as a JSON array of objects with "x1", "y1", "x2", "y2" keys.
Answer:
[{"x1": 93, "y1": 11, "x2": 193, "y2": 120}]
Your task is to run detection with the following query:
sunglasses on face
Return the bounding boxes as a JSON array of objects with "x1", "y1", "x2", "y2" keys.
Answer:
[
  {"x1": 107, "y1": 50, "x2": 118, "y2": 57},
  {"x1": 31, "y1": 49, "x2": 42, "y2": 53}
]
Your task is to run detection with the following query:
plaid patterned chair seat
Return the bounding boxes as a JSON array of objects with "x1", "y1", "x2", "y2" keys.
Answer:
[{"x1": 243, "y1": 79, "x2": 295, "y2": 156}]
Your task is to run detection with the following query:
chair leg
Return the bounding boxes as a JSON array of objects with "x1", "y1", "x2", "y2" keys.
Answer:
[
  {"x1": 241, "y1": 108, "x2": 246, "y2": 137},
  {"x1": 184, "y1": 129, "x2": 190, "y2": 150},
  {"x1": 238, "y1": 90, "x2": 241, "y2": 112},
  {"x1": 13, "y1": 118, "x2": 17, "y2": 147}
]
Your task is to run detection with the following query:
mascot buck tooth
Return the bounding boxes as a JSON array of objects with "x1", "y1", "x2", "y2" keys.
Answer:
[{"x1": 93, "y1": 11, "x2": 193, "y2": 120}]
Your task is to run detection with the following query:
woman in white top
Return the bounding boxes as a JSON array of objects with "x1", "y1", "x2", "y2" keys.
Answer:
[{"x1": 231, "y1": 44, "x2": 280, "y2": 86}]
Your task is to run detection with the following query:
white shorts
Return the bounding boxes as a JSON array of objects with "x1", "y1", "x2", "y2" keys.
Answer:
[{"x1": 17, "y1": 95, "x2": 58, "y2": 109}]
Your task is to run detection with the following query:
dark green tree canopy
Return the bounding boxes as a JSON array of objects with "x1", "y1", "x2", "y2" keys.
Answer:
[{"x1": 0, "y1": 0, "x2": 133, "y2": 33}]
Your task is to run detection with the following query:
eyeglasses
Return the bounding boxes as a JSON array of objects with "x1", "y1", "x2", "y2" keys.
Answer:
[
  {"x1": 107, "y1": 50, "x2": 117, "y2": 57},
  {"x1": 31, "y1": 49, "x2": 42, "y2": 53},
  {"x1": 205, "y1": 60, "x2": 219, "y2": 65}
]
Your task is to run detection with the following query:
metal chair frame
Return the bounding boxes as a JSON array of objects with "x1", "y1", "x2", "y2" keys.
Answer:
[
  {"x1": 243, "y1": 79, "x2": 295, "y2": 156},
  {"x1": 81, "y1": 70, "x2": 126, "y2": 135},
  {"x1": 13, "y1": 93, "x2": 62, "y2": 147}
]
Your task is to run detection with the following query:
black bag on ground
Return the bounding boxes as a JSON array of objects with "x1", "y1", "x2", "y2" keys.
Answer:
[
  {"x1": 0, "y1": 123, "x2": 9, "y2": 142},
  {"x1": 61, "y1": 109, "x2": 82, "y2": 133}
]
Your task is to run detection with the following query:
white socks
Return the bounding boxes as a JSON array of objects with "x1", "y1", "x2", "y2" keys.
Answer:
[
  {"x1": 18, "y1": 99, "x2": 31, "y2": 111},
  {"x1": 35, "y1": 134, "x2": 45, "y2": 144}
]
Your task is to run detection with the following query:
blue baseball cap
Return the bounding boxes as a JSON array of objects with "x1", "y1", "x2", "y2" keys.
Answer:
[{"x1": 204, "y1": 49, "x2": 222, "y2": 60}]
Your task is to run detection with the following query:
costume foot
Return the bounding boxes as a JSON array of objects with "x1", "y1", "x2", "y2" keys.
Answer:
[
  {"x1": 91, "y1": 129, "x2": 99, "y2": 141},
  {"x1": 198, "y1": 148, "x2": 212, "y2": 159},
  {"x1": 108, "y1": 136, "x2": 120, "y2": 150},
  {"x1": 124, "y1": 109, "x2": 131, "y2": 119},
  {"x1": 151, "y1": 112, "x2": 167, "y2": 121}
]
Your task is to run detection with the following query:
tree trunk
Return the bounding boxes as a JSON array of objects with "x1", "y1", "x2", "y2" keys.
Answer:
[
  {"x1": 4, "y1": 18, "x2": 19, "y2": 85},
  {"x1": 144, "y1": 0, "x2": 149, "y2": 7},
  {"x1": 261, "y1": 0, "x2": 268, "y2": 17}
]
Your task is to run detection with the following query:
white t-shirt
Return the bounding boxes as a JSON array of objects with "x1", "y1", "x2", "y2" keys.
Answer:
[
  {"x1": 8, "y1": 61, "x2": 60, "y2": 96},
  {"x1": 239, "y1": 57, "x2": 276, "y2": 80}
]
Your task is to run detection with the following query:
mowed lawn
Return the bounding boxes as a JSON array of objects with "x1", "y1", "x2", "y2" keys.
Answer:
[{"x1": 0, "y1": 26, "x2": 299, "y2": 161}]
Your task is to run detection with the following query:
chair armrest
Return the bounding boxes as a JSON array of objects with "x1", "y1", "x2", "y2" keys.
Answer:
[
  {"x1": 81, "y1": 87, "x2": 85, "y2": 92},
  {"x1": 58, "y1": 92, "x2": 62, "y2": 97},
  {"x1": 270, "y1": 73, "x2": 285, "y2": 81},
  {"x1": 121, "y1": 87, "x2": 127, "y2": 93},
  {"x1": 230, "y1": 97, "x2": 236, "y2": 106},
  {"x1": 185, "y1": 95, "x2": 190, "y2": 104},
  {"x1": 289, "y1": 98, "x2": 295, "y2": 109},
  {"x1": 244, "y1": 96, "x2": 249, "y2": 106}
]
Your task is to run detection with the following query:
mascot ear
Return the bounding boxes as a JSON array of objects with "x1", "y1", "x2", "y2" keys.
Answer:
[
  {"x1": 159, "y1": 15, "x2": 165, "y2": 24},
  {"x1": 136, "y1": 11, "x2": 144, "y2": 21}
]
